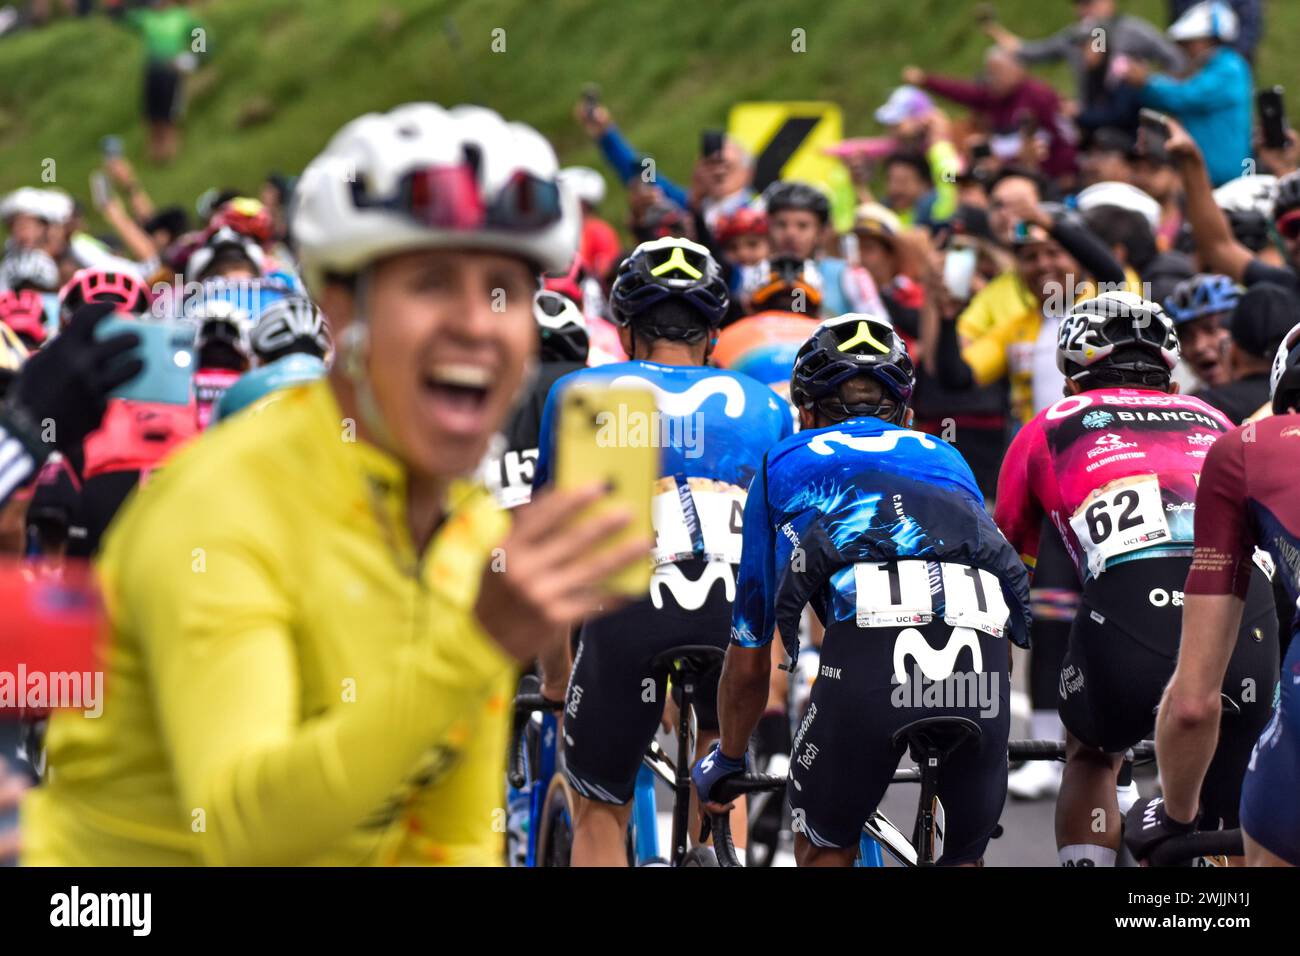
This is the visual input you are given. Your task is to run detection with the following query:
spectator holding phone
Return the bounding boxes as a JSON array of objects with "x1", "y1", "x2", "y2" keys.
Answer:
[
  {"x1": 986, "y1": 0, "x2": 1184, "y2": 120},
  {"x1": 873, "y1": 87, "x2": 960, "y2": 226},
  {"x1": 575, "y1": 96, "x2": 753, "y2": 231},
  {"x1": 1122, "y1": 2, "x2": 1252, "y2": 186}
]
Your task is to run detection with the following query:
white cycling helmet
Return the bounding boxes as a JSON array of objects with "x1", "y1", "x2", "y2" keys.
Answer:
[
  {"x1": 1168, "y1": 1, "x2": 1238, "y2": 43},
  {"x1": 193, "y1": 298, "x2": 253, "y2": 362},
  {"x1": 37, "y1": 189, "x2": 74, "y2": 226},
  {"x1": 291, "y1": 102, "x2": 579, "y2": 296},
  {"x1": 1075, "y1": 181, "x2": 1162, "y2": 233},
  {"x1": 1057, "y1": 291, "x2": 1180, "y2": 380},
  {"x1": 0, "y1": 248, "x2": 60, "y2": 292},
  {"x1": 1213, "y1": 173, "x2": 1277, "y2": 219},
  {"x1": 0, "y1": 187, "x2": 51, "y2": 223},
  {"x1": 252, "y1": 294, "x2": 331, "y2": 361},
  {"x1": 557, "y1": 166, "x2": 607, "y2": 207}
]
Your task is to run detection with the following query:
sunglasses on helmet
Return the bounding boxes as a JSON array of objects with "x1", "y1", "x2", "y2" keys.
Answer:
[
  {"x1": 1275, "y1": 209, "x2": 1300, "y2": 241},
  {"x1": 352, "y1": 165, "x2": 562, "y2": 233}
]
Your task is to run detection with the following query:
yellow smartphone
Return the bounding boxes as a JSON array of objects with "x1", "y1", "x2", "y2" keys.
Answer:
[{"x1": 556, "y1": 383, "x2": 657, "y2": 598}]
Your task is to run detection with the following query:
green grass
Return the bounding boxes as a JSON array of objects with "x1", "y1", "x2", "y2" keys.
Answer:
[{"x1": 1, "y1": 0, "x2": 1296, "y2": 229}]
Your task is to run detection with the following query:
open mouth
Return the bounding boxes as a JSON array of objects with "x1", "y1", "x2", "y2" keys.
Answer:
[{"x1": 420, "y1": 364, "x2": 494, "y2": 435}]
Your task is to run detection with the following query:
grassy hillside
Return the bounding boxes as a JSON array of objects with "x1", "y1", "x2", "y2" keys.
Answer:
[{"x1": 1, "y1": 0, "x2": 1297, "y2": 227}]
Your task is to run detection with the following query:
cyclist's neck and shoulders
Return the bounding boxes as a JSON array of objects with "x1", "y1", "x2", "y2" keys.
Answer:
[
  {"x1": 1028, "y1": 382, "x2": 1232, "y2": 431},
  {"x1": 564, "y1": 343, "x2": 772, "y2": 395},
  {"x1": 776, "y1": 412, "x2": 946, "y2": 464}
]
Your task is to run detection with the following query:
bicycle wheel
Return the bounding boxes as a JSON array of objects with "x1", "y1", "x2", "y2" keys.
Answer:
[
  {"x1": 680, "y1": 846, "x2": 718, "y2": 867},
  {"x1": 536, "y1": 775, "x2": 576, "y2": 867}
]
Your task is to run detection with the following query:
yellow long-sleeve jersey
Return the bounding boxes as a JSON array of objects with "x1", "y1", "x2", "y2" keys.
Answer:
[{"x1": 23, "y1": 380, "x2": 516, "y2": 866}]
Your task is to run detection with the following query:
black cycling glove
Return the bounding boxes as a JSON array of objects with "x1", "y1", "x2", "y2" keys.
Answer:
[
  {"x1": 5, "y1": 302, "x2": 143, "y2": 466},
  {"x1": 1124, "y1": 795, "x2": 1197, "y2": 864}
]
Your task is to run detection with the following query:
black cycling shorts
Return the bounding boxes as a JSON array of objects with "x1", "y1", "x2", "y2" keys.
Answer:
[
  {"x1": 788, "y1": 618, "x2": 1010, "y2": 863},
  {"x1": 1059, "y1": 556, "x2": 1278, "y2": 826},
  {"x1": 144, "y1": 61, "x2": 181, "y2": 123},
  {"x1": 562, "y1": 560, "x2": 732, "y2": 805}
]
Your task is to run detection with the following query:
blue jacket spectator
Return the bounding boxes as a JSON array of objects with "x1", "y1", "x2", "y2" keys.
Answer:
[
  {"x1": 1169, "y1": 0, "x2": 1261, "y2": 62},
  {"x1": 596, "y1": 125, "x2": 691, "y2": 210},
  {"x1": 1138, "y1": 3, "x2": 1253, "y2": 187}
]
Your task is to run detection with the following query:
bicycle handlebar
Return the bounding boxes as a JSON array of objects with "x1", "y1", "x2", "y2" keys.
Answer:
[
  {"x1": 703, "y1": 773, "x2": 786, "y2": 868},
  {"x1": 506, "y1": 681, "x2": 563, "y2": 790},
  {"x1": 1006, "y1": 739, "x2": 1156, "y2": 762}
]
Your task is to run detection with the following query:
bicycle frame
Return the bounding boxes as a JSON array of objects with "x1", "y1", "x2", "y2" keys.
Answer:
[
  {"x1": 522, "y1": 709, "x2": 560, "y2": 868},
  {"x1": 630, "y1": 763, "x2": 661, "y2": 864}
]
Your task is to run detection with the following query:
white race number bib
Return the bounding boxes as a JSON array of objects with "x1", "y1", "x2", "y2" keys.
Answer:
[
  {"x1": 652, "y1": 479, "x2": 746, "y2": 565},
  {"x1": 1068, "y1": 474, "x2": 1171, "y2": 577},
  {"x1": 855, "y1": 560, "x2": 1010, "y2": 638}
]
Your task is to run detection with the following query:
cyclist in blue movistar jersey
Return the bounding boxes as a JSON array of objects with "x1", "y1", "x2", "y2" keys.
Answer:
[
  {"x1": 694, "y1": 312, "x2": 1031, "y2": 866},
  {"x1": 533, "y1": 237, "x2": 792, "y2": 866}
]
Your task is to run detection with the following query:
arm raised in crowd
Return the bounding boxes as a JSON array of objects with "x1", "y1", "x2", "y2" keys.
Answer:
[
  {"x1": 1167, "y1": 118, "x2": 1254, "y2": 282},
  {"x1": 575, "y1": 99, "x2": 690, "y2": 211},
  {"x1": 1048, "y1": 210, "x2": 1126, "y2": 288}
]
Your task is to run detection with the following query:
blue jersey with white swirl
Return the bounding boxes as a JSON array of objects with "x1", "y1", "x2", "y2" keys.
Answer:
[
  {"x1": 730, "y1": 415, "x2": 1031, "y2": 661},
  {"x1": 534, "y1": 360, "x2": 793, "y2": 576},
  {"x1": 534, "y1": 360, "x2": 792, "y2": 489}
]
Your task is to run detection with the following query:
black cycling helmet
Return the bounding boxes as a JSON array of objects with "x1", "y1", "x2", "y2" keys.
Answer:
[
  {"x1": 789, "y1": 313, "x2": 915, "y2": 424},
  {"x1": 1224, "y1": 207, "x2": 1272, "y2": 252},
  {"x1": 609, "y1": 237, "x2": 729, "y2": 338},
  {"x1": 1270, "y1": 319, "x2": 1300, "y2": 413},
  {"x1": 1057, "y1": 291, "x2": 1180, "y2": 385},
  {"x1": 1274, "y1": 170, "x2": 1300, "y2": 221},
  {"x1": 762, "y1": 180, "x2": 831, "y2": 226}
]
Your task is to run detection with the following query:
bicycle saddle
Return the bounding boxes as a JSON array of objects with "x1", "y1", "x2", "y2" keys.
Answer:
[
  {"x1": 650, "y1": 644, "x2": 726, "y2": 678},
  {"x1": 891, "y1": 715, "x2": 982, "y2": 760}
]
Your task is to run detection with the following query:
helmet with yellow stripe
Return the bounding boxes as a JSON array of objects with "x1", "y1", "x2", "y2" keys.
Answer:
[
  {"x1": 609, "y1": 237, "x2": 730, "y2": 340},
  {"x1": 789, "y1": 312, "x2": 914, "y2": 424}
]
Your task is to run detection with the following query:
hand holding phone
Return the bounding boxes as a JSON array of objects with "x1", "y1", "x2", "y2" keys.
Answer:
[
  {"x1": 556, "y1": 383, "x2": 656, "y2": 598},
  {"x1": 1257, "y1": 87, "x2": 1289, "y2": 151},
  {"x1": 581, "y1": 83, "x2": 601, "y2": 120},
  {"x1": 942, "y1": 247, "x2": 978, "y2": 301},
  {"x1": 93, "y1": 317, "x2": 195, "y2": 406},
  {"x1": 89, "y1": 171, "x2": 113, "y2": 212},
  {"x1": 1138, "y1": 108, "x2": 1172, "y2": 162}
]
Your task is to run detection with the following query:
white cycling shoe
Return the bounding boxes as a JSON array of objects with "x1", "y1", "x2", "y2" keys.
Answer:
[{"x1": 1007, "y1": 758, "x2": 1063, "y2": 801}]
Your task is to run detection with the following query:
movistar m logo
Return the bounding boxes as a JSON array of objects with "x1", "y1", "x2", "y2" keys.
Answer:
[
  {"x1": 650, "y1": 561, "x2": 735, "y2": 610},
  {"x1": 609, "y1": 374, "x2": 746, "y2": 417},
  {"x1": 806, "y1": 429, "x2": 936, "y2": 456},
  {"x1": 892, "y1": 626, "x2": 982, "y2": 683}
]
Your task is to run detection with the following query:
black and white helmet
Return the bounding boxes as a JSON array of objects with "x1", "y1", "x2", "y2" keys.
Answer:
[
  {"x1": 0, "y1": 248, "x2": 59, "y2": 292},
  {"x1": 252, "y1": 294, "x2": 330, "y2": 362},
  {"x1": 1270, "y1": 320, "x2": 1300, "y2": 413},
  {"x1": 1057, "y1": 291, "x2": 1180, "y2": 382}
]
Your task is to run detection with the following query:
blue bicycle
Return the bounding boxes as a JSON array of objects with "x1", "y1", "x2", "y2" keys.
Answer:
[{"x1": 506, "y1": 645, "x2": 727, "y2": 867}]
